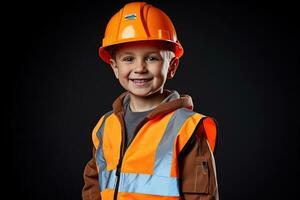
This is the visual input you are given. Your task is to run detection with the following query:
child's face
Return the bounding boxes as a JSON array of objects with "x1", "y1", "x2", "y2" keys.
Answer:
[{"x1": 110, "y1": 41, "x2": 178, "y2": 98}]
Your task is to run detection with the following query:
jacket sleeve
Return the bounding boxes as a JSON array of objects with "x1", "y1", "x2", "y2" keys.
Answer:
[
  {"x1": 179, "y1": 117, "x2": 219, "y2": 200},
  {"x1": 82, "y1": 147, "x2": 101, "y2": 200}
]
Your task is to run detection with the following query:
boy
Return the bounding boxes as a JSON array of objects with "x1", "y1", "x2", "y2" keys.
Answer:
[{"x1": 82, "y1": 2, "x2": 219, "y2": 200}]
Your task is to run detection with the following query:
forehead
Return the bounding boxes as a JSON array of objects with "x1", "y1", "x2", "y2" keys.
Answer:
[{"x1": 115, "y1": 41, "x2": 167, "y2": 54}]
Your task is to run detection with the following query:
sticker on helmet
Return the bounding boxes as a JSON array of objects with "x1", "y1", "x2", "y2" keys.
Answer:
[{"x1": 125, "y1": 14, "x2": 137, "y2": 20}]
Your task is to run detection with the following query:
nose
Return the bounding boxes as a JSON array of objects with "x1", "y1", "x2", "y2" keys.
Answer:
[{"x1": 134, "y1": 59, "x2": 147, "y2": 73}]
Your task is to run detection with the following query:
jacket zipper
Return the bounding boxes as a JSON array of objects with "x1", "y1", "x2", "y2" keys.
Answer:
[
  {"x1": 113, "y1": 112, "x2": 126, "y2": 200},
  {"x1": 113, "y1": 113, "x2": 149, "y2": 200},
  {"x1": 113, "y1": 158, "x2": 123, "y2": 200}
]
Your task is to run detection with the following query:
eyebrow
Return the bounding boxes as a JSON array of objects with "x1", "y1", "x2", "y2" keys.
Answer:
[
  {"x1": 117, "y1": 51, "x2": 161, "y2": 59},
  {"x1": 119, "y1": 51, "x2": 160, "y2": 56},
  {"x1": 117, "y1": 52, "x2": 133, "y2": 59}
]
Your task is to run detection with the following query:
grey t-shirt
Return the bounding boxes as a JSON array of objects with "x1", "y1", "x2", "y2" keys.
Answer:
[{"x1": 124, "y1": 103, "x2": 152, "y2": 147}]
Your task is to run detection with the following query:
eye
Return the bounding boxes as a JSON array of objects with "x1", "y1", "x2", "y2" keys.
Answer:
[
  {"x1": 145, "y1": 56, "x2": 160, "y2": 62},
  {"x1": 121, "y1": 56, "x2": 134, "y2": 62}
]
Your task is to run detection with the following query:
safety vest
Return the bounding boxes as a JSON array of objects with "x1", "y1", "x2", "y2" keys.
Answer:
[{"x1": 92, "y1": 107, "x2": 217, "y2": 200}]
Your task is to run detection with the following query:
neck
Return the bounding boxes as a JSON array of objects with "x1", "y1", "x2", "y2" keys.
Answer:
[{"x1": 129, "y1": 91, "x2": 166, "y2": 112}]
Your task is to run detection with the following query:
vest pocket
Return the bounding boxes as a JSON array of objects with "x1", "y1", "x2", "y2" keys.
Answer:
[
  {"x1": 180, "y1": 130, "x2": 213, "y2": 195},
  {"x1": 180, "y1": 155, "x2": 210, "y2": 194},
  {"x1": 194, "y1": 157, "x2": 209, "y2": 193}
]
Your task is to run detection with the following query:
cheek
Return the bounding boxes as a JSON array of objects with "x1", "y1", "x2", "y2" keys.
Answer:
[
  {"x1": 152, "y1": 64, "x2": 168, "y2": 78},
  {"x1": 118, "y1": 67, "x2": 131, "y2": 79}
]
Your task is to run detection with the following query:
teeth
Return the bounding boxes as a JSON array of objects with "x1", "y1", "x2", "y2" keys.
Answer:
[{"x1": 133, "y1": 79, "x2": 148, "y2": 83}]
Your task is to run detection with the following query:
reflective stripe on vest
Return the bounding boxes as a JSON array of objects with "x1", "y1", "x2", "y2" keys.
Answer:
[
  {"x1": 95, "y1": 111, "x2": 112, "y2": 174},
  {"x1": 94, "y1": 108, "x2": 205, "y2": 197},
  {"x1": 99, "y1": 170, "x2": 179, "y2": 196}
]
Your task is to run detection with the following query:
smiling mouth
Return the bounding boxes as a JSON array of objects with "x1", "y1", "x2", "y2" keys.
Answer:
[
  {"x1": 130, "y1": 78, "x2": 152, "y2": 81},
  {"x1": 130, "y1": 78, "x2": 152, "y2": 85}
]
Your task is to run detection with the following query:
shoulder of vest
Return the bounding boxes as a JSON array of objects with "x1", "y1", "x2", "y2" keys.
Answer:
[
  {"x1": 175, "y1": 108, "x2": 206, "y2": 119},
  {"x1": 180, "y1": 109, "x2": 218, "y2": 152},
  {"x1": 92, "y1": 110, "x2": 113, "y2": 135},
  {"x1": 178, "y1": 115, "x2": 218, "y2": 159},
  {"x1": 199, "y1": 116, "x2": 218, "y2": 153},
  {"x1": 91, "y1": 110, "x2": 114, "y2": 149},
  {"x1": 100, "y1": 110, "x2": 114, "y2": 124},
  {"x1": 103, "y1": 110, "x2": 114, "y2": 118}
]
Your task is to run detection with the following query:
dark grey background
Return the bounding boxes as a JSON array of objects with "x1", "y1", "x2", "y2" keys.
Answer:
[{"x1": 9, "y1": 0, "x2": 299, "y2": 199}]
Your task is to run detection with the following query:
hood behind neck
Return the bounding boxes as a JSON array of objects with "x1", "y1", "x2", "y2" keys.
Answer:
[{"x1": 112, "y1": 90, "x2": 194, "y2": 119}]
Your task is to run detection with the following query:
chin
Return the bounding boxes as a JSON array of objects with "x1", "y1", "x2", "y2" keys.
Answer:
[
  {"x1": 129, "y1": 91, "x2": 150, "y2": 97},
  {"x1": 129, "y1": 89, "x2": 162, "y2": 98},
  {"x1": 128, "y1": 88, "x2": 151, "y2": 96}
]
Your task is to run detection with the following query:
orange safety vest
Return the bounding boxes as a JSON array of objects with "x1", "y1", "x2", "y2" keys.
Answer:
[{"x1": 92, "y1": 108, "x2": 217, "y2": 200}]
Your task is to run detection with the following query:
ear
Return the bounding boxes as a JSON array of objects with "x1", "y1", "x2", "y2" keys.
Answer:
[
  {"x1": 167, "y1": 57, "x2": 179, "y2": 79},
  {"x1": 110, "y1": 59, "x2": 119, "y2": 79}
]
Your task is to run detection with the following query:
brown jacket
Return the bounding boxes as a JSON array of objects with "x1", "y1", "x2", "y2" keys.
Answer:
[{"x1": 82, "y1": 91, "x2": 219, "y2": 200}]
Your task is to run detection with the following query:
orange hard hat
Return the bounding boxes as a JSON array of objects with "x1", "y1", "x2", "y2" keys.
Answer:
[{"x1": 99, "y1": 2, "x2": 184, "y2": 64}]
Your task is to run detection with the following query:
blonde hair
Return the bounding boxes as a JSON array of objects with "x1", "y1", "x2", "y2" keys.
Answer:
[{"x1": 107, "y1": 41, "x2": 176, "y2": 61}]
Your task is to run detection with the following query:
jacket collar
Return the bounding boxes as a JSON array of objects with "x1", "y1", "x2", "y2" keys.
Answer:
[{"x1": 112, "y1": 90, "x2": 194, "y2": 119}]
